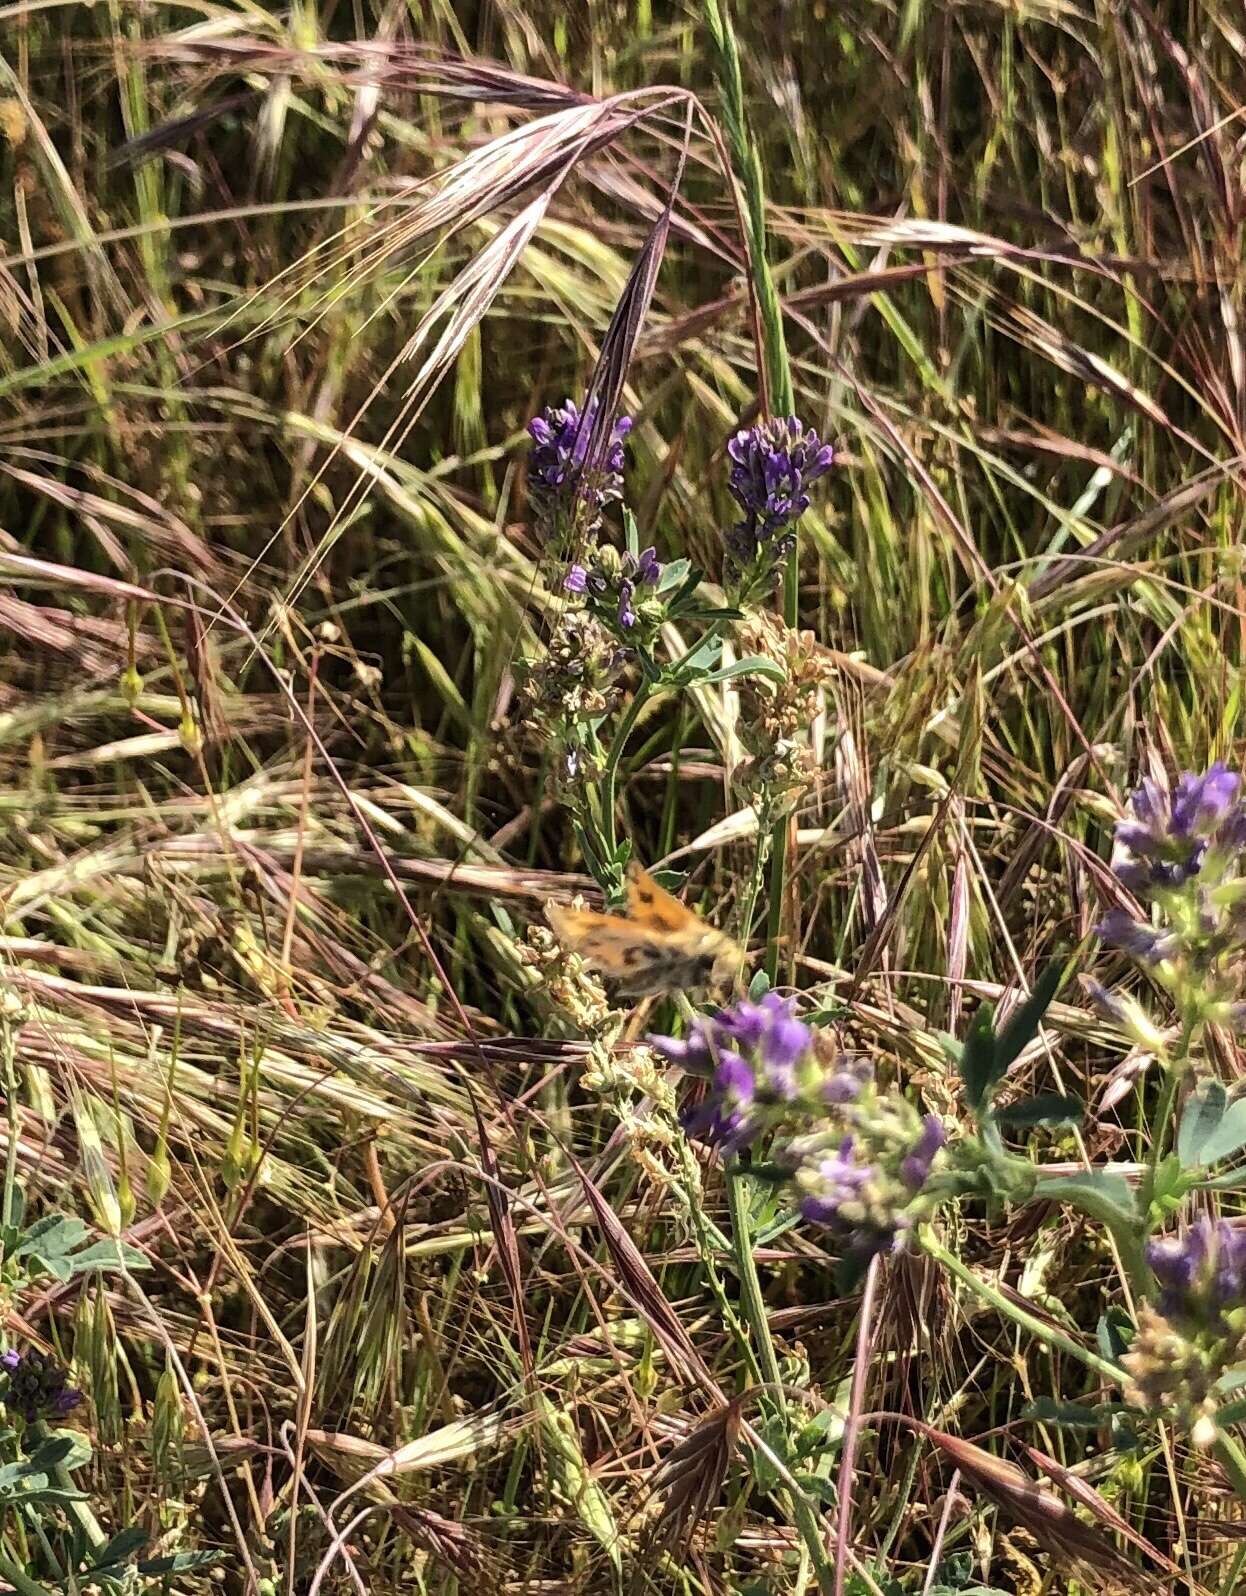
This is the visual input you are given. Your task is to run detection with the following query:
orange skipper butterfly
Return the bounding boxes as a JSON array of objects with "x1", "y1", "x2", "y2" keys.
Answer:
[{"x1": 546, "y1": 860, "x2": 744, "y2": 996}]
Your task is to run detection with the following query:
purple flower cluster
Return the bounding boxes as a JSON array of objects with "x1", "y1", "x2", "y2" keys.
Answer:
[
  {"x1": 1109, "y1": 764, "x2": 1246, "y2": 895},
  {"x1": 650, "y1": 992, "x2": 813, "y2": 1152},
  {"x1": 726, "y1": 415, "x2": 834, "y2": 567},
  {"x1": 796, "y1": 1139, "x2": 871, "y2": 1226},
  {"x1": 1148, "y1": 1217, "x2": 1246, "y2": 1330},
  {"x1": 0, "y1": 1348, "x2": 83, "y2": 1423},
  {"x1": 567, "y1": 545, "x2": 662, "y2": 632},
  {"x1": 824, "y1": 1053, "x2": 873, "y2": 1105},
  {"x1": 654, "y1": 993, "x2": 948, "y2": 1253},
  {"x1": 527, "y1": 398, "x2": 632, "y2": 535},
  {"x1": 793, "y1": 1112, "x2": 946, "y2": 1252}
]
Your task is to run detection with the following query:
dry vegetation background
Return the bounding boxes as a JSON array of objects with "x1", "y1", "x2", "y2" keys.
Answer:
[{"x1": 3, "y1": 0, "x2": 1246, "y2": 1591}]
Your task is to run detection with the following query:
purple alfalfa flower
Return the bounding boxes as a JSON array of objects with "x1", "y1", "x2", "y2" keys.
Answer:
[
  {"x1": 1112, "y1": 763, "x2": 1246, "y2": 893},
  {"x1": 564, "y1": 545, "x2": 663, "y2": 635},
  {"x1": 1094, "y1": 907, "x2": 1177, "y2": 964},
  {"x1": 617, "y1": 579, "x2": 637, "y2": 631},
  {"x1": 651, "y1": 992, "x2": 814, "y2": 1149},
  {"x1": 1171, "y1": 763, "x2": 1241, "y2": 839},
  {"x1": 900, "y1": 1113, "x2": 946, "y2": 1192},
  {"x1": 713, "y1": 992, "x2": 812, "y2": 1095},
  {"x1": 823, "y1": 1054, "x2": 873, "y2": 1106},
  {"x1": 1146, "y1": 1216, "x2": 1246, "y2": 1326},
  {"x1": 0, "y1": 1347, "x2": 83, "y2": 1423},
  {"x1": 1212, "y1": 1222, "x2": 1246, "y2": 1310},
  {"x1": 726, "y1": 414, "x2": 834, "y2": 566},
  {"x1": 679, "y1": 1051, "x2": 758, "y2": 1151},
  {"x1": 1148, "y1": 1218, "x2": 1211, "y2": 1318},
  {"x1": 634, "y1": 546, "x2": 662, "y2": 586},
  {"x1": 527, "y1": 398, "x2": 632, "y2": 533},
  {"x1": 797, "y1": 1136, "x2": 873, "y2": 1226}
]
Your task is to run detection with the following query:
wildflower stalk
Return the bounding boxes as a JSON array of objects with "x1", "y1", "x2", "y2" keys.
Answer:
[
  {"x1": 919, "y1": 1229, "x2": 1127, "y2": 1386},
  {"x1": 668, "y1": 993, "x2": 833, "y2": 1589},
  {"x1": 670, "y1": 1136, "x2": 762, "y2": 1384},
  {"x1": 702, "y1": 0, "x2": 800, "y2": 982},
  {"x1": 598, "y1": 679, "x2": 652, "y2": 855},
  {"x1": 599, "y1": 613, "x2": 733, "y2": 854},
  {"x1": 725, "y1": 1157, "x2": 835, "y2": 1595}
]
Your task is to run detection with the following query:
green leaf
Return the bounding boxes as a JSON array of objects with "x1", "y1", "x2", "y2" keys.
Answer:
[
  {"x1": 959, "y1": 1002, "x2": 998, "y2": 1112},
  {"x1": 8, "y1": 1486, "x2": 91, "y2": 1506},
  {"x1": 1199, "y1": 1097, "x2": 1246, "y2": 1167},
  {"x1": 1200, "y1": 1166, "x2": 1246, "y2": 1192},
  {"x1": 90, "y1": 1525, "x2": 148, "y2": 1570},
  {"x1": 1178, "y1": 1077, "x2": 1230, "y2": 1167},
  {"x1": 1149, "y1": 1153, "x2": 1190, "y2": 1212},
  {"x1": 655, "y1": 557, "x2": 692, "y2": 593},
  {"x1": 0, "y1": 1459, "x2": 50, "y2": 1488},
  {"x1": 27, "y1": 1435, "x2": 76, "y2": 1470},
  {"x1": 1214, "y1": 1396, "x2": 1246, "y2": 1428},
  {"x1": 674, "y1": 604, "x2": 745, "y2": 622},
  {"x1": 65, "y1": 1239, "x2": 150, "y2": 1275},
  {"x1": 936, "y1": 1031, "x2": 964, "y2": 1067},
  {"x1": 1097, "y1": 1308, "x2": 1135, "y2": 1359},
  {"x1": 635, "y1": 646, "x2": 662, "y2": 685},
  {"x1": 791, "y1": 1409, "x2": 837, "y2": 1462},
  {"x1": 697, "y1": 653, "x2": 788, "y2": 686},
  {"x1": 996, "y1": 1093, "x2": 1083, "y2": 1128},
  {"x1": 1022, "y1": 1397, "x2": 1131, "y2": 1429},
  {"x1": 667, "y1": 633, "x2": 723, "y2": 683},
  {"x1": 994, "y1": 959, "x2": 1065, "y2": 1074},
  {"x1": 1034, "y1": 1169, "x2": 1139, "y2": 1234},
  {"x1": 748, "y1": 968, "x2": 771, "y2": 1001},
  {"x1": 12, "y1": 1214, "x2": 90, "y2": 1261},
  {"x1": 136, "y1": 1552, "x2": 219, "y2": 1574},
  {"x1": 926, "y1": 1588, "x2": 1011, "y2": 1596}
]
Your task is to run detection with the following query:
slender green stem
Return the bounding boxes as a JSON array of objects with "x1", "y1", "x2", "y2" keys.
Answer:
[
  {"x1": 0, "y1": 1548, "x2": 54, "y2": 1596},
  {"x1": 764, "y1": 823, "x2": 790, "y2": 984},
  {"x1": 1, "y1": 1017, "x2": 20, "y2": 1230},
  {"x1": 672, "y1": 1139, "x2": 761, "y2": 1385},
  {"x1": 726, "y1": 1160, "x2": 835, "y2": 1595},
  {"x1": 599, "y1": 679, "x2": 653, "y2": 855},
  {"x1": 28, "y1": 1423, "x2": 107, "y2": 1551},
  {"x1": 1144, "y1": 1016, "x2": 1194, "y2": 1210},
  {"x1": 703, "y1": 0, "x2": 799, "y2": 976},
  {"x1": 919, "y1": 1229, "x2": 1127, "y2": 1386}
]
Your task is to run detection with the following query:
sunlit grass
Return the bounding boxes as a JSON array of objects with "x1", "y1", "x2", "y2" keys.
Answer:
[{"x1": 1, "y1": 0, "x2": 1245, "y2": 1589}]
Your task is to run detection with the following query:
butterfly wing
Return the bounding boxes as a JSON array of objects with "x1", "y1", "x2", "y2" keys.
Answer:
[
  {"x1": 547, "y1": 865, "x2": 744, "y2": 995},
  {"x1": 545, "y1": 900, "x2": 689, "y2": 993},
  {"x1": 624, "y1": 860, "x2": 697, "y2": 932}
]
